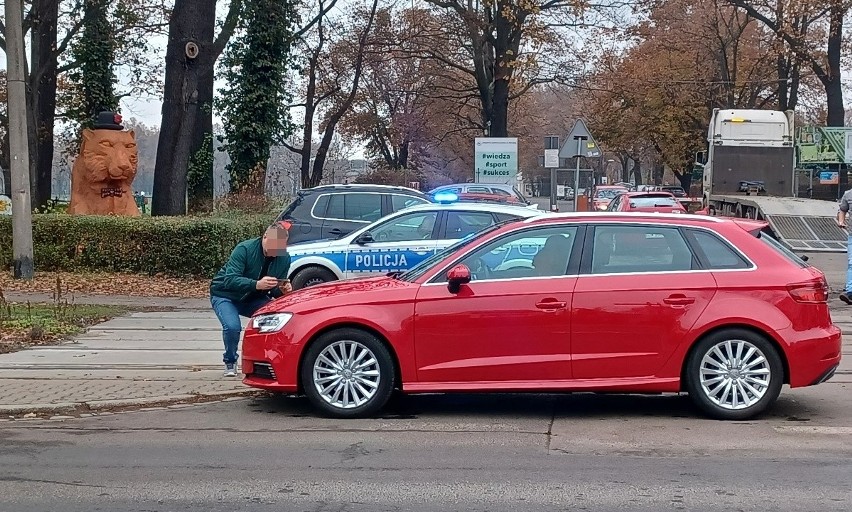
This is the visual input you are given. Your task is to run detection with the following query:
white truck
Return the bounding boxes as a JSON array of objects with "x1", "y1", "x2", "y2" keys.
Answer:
[{"x1": 696, "y1": 109, "x2": 846, "y2": 253}]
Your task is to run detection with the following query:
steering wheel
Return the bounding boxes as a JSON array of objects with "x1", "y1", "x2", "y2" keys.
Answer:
[
  {"x1": 470, "y1": 258, "x2": 491, "y2": 280},
  {"x1": 494, "y1": 259, "x2": 532, "y2": 272},
  {"x1": 375, "y1": 231, "x2": 390, "y2": 242}
]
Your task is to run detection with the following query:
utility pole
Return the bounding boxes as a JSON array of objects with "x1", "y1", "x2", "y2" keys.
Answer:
[
  {"x1": 573, "y1": 135, "x2": 587, "y2": 212},
  {"x1": 5, "y1": 0, "x2": 35, "y2": 279}
]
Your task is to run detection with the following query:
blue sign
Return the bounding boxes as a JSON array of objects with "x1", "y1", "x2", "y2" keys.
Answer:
[{"x1": 819, "y1": 171, "x2": 839, "y2": 185}]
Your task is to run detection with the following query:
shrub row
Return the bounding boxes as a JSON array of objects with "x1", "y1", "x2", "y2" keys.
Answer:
[{"x1": 0, "y1": 214, "x2": 273, "y2": 278}]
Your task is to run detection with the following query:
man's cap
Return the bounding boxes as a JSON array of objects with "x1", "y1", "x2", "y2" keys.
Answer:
[{"x1": 93, "y1": 111, "x2": 124, "y2": 130}]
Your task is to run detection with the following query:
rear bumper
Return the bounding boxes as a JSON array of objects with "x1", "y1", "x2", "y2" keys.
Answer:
[
  {"x1": 809, "y1": 364, "x2": 839, "y2": 386},
  {"x1": 788, "y1": 324, "x2": 842, "y2": 388}
]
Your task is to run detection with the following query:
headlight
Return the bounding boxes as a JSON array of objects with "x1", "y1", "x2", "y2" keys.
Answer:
[{"x1": 252, "y1": 313, "x2": 293, "y2": 333}]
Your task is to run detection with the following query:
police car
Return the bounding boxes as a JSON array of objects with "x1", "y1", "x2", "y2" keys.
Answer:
[{"x1": 286, "y1": 195, "x2": 546, "y2": 289}]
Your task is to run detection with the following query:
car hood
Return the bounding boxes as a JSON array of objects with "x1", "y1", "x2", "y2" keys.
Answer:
[{"x1": 254, "y1": 276, "x2": 418, "y2": 316}]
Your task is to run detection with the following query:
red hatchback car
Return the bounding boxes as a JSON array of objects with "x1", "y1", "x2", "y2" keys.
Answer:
[
  {"x1": 242, "y1": 213, "x2": 841, "y2": 420},
  {"x1": 607, "y1": 191, "x2": 687, "y2": 214}
]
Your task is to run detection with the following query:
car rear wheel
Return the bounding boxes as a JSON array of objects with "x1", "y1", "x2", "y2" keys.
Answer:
[
  {"x1": 685, "y1": 329, "x2": 783, "y2": 420},
  {"x1": 300, "y1": 328, "x2": 396, "y2": 418},
  {"x1": 291, "y1": 266, "x2": 336, "y2": 290}
]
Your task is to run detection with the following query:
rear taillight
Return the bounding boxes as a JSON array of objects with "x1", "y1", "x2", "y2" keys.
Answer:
[{"x1": 787, "y1": 280, "x2": 829, "y2": 303}]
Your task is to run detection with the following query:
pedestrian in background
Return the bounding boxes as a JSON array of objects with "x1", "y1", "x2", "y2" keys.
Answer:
[
  {"x1": 836, "y1": 189, "x2": 852, "y2": 304},
  {"x1": 209, "y1": 222, "x2": 293, "y2": 376}
]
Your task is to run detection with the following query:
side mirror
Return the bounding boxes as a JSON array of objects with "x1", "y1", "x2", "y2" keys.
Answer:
[
  {"x1": 629, "y1": 202, "x2": 637, "y2": 208},
  {"x1": 447, "y1": 264, "x2": 471, "y2": 294},
  {"x1": 695, "y1": 151, "x2": 707, "y2": 165},
  {"x1": 355, "y1": 232, "x2": 374, "y2": 245}
]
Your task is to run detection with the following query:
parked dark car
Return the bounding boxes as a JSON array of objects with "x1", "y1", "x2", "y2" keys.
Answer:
[{"x1": 276, "y1": 184, "x2": 431, "y2": 245}]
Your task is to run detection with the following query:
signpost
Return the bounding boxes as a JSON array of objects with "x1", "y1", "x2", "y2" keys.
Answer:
[
  {"x1": 475, "y1": 137, "x2": 518, "y2": 185},
  {"x1": 560, "y1": 119, "x2": 600, "y2": 212}
]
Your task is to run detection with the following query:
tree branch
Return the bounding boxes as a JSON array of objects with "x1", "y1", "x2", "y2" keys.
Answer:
[{"x1": 211, "y1": 0, "x2": 242, "y2": 60}]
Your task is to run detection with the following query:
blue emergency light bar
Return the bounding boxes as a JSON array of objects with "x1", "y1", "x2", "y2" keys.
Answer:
[{"x1": 433, "y1": 192, "x2": 459, "y2": 203}]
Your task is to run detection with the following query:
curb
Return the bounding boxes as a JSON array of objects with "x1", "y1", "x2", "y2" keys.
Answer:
[{"x1": 0, "y1": 389, "x2": 262, "y2": 418}]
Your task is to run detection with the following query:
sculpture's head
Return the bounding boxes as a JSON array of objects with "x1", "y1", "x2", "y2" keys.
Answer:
[{"x1": 80, "y1": 128, "x2": 139, "y2": 184}]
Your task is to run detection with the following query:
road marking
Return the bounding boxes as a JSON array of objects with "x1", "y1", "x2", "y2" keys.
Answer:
[{"x1": 773, "y1": 426, "x2": 852, "y2": 435}]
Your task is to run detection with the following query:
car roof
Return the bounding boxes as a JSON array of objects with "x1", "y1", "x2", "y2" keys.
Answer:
[
  {"x1": 622, "y1": 191, "x2": 677, "y2": 197},
  {"x1": 596, "y1": 185, "x2": 629, "y2": 189},
  {"x1": 522, "y1": 211, "x2": 725, "y2": 225},
  {"x1": 299, "y1": 184, "x2": 427, "y2": 195},
  {"x1": 400, "y1": 202, "x2": 541, "y2": 216},
  {"x1": 430, "y1": 183, "x2": 517, "y2": 191}
]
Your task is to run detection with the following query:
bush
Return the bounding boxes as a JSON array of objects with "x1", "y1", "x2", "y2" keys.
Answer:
[{"x1": 0, "y1": 214, "x2": 272, "y2": 277}]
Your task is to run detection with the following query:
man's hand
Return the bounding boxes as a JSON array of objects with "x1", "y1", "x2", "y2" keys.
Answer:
[
  {"x1": 280, "y1": 280, "x2": 293, "y2": 294},
  {"x1": 256, "y1": 276, "x2": 278, "y2": 291}
]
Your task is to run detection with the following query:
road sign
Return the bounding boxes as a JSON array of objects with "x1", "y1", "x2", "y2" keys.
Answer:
[
  {"x1": 559, "y1": 119, "x2": 601, "y2": 159},
  {"x1": 475, "y1": 137, "x2": 518, "y2": 184},
  {"x1": 544, "y1": 149, "x2": 559, "y2": 168}
]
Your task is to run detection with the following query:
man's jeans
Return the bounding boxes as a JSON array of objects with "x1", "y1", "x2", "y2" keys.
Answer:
[
  {"x1": 211, "y1": 295, "x2": 271, "y2": 365},
  {"x1": 847, "y1": 235, "x2": 852, "y2": 294}
]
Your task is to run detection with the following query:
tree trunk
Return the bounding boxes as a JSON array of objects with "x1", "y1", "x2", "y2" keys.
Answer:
[
  {"x1": 631, "y1": 160, "x2": 642, "y2": 185},
  {"x1": 152, "y1": 0, "x2": 219, "y2": 216},
  {"x1": 187, "y1": 5, "x2": 216, "y2": 213},
  {"x1": 25, "y1": 0, "x2": 58, "y2": 208},
  {"x1": 824, "y1": 0, "x2": 844, "y2": 127},
  {"x1": 33, "y1": 0, "x2": 58, "y2": 207}
]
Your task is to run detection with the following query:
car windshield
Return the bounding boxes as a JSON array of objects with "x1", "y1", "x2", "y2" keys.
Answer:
[
  {"x1": 629, "y1": 195, "x2": 680, "y2": 207},
  {"x1": 396, "y1": 222, "x2": 508, "y2": 282},
  {"x1": 595, "y1": 189, "x2": 627, "y2": 199}
]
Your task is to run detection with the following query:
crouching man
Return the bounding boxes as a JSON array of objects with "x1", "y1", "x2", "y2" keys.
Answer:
[{"x1": 210, "y1": 222, "x2": 292, "y2": 376}]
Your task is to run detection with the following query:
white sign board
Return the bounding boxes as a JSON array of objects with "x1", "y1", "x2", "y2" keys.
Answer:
[
  {"x1": 475, "y1": 137, "x2": 518, "y2": 184},
  {"x1": 846, "y1": 133, "x2": 852, "y2": 164},
  {"x1": 544, "y1": 149, "x2": 559, "y2": 168}
]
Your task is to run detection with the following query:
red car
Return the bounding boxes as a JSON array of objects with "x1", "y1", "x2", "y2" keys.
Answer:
[
  {"x1": 242, "y1": 213, "x2": 840, "y2": 420},
  {"x1": 607, "y1": 191, "x2": 687, "y2": 214}
]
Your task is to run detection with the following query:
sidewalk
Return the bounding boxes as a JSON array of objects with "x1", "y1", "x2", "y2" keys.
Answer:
[{"x1": 0, "y1": 309, "x2": 255, "y2": 417}]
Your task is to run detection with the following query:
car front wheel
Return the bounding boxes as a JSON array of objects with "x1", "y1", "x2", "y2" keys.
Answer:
[
  {"x1": 685, "y1": 329, "x2": 784, "y2": 420},
  {"x1": 291, "y1": 266, "x2": 336, "y2": 290},
  {"x1": 300, "y1": 328, "x2": 396, "y2": 418}
]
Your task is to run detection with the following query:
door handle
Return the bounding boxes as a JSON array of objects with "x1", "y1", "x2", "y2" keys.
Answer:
[
  {"x1": 663, "y1": 295, "x2": 695, "y2": 306},
  {"x1": 536, "y1": 300, "x2": 567, "y2": 310},
  {"x1": 329, "y1": 228, "x2": 343, "y2": 234}
]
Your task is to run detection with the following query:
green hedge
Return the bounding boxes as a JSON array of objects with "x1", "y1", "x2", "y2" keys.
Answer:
[{"x1": 0, "y1": 214, "x2": 272, "y2": 277}]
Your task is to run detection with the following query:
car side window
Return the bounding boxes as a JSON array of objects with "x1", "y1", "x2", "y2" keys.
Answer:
[
  {"x1": 391, "y1": 194, "x2": 428, "y2": 211},
  {"x1": 440, "y1": 226, "x2": 578, "y2": 282},
  {"x1": 466, "y1": 186, "x2": 491, "y2": 194},
  {"x1": 370, "y1": 211, "x2": 438, "y2": 242},
  {"x1": 490, "y1": 188, "x2": 511, "y2": 196},
  {"x1": 445, "y1": 211, "x2": 498, "y2": 239},
  {"x1": 345, "y1": 193, "x2": 383, "y2": 222},
  {"x1": 325, "y1": 194, "x2": 344, "y2": 219},
  {"x1": 685, "y1": 229, "x2": 750, "y2": 269},
  {"x1": 591, "y1": 225, "x2": 695, "y2": 274},
  {"x1": 310, "y1": 195, "x2": 329, "y2": 218}
]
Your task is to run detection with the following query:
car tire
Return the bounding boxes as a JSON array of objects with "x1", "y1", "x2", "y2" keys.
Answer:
[
  {"x1": 685, "y1": 328, "x2": 784, "y2": 421},
  {"x1": 301, "y1": 328, "x2": 396, "y2": 418},
  {"x1": 291, "y1": 266, "x2": 336, "y2": 290}
]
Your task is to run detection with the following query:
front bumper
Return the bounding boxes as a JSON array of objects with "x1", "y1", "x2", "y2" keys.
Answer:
[{"x1": 241, "y1": 331, "x2": 299, "y2": 393}]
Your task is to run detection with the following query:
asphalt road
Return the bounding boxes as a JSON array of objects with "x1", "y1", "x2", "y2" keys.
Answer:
[{"x1": 2, "y1": 384, "x2": 850, "y2": 511}]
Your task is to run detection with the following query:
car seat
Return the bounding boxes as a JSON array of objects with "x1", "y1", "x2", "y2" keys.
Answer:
[{"x1": 532, "y1": 235, "x2": 573, "y2": 275}]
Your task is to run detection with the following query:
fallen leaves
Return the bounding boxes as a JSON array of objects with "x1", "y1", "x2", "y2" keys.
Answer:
[{"x1": 0, "y1": 271, "x2": 210, "y2": 298}]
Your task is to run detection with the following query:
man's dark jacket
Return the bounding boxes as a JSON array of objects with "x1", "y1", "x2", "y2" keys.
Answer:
[{"x1": 210, "y1": 237, "x2": 291, "y2": 302}]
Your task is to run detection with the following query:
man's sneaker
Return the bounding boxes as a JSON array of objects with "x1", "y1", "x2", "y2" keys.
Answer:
[
  {"x1": 840, "y1": 293, "x2": 852, "y2": 305},
  {"x1": 224, "y1": 363, "x2": 237, "y2": 377}
]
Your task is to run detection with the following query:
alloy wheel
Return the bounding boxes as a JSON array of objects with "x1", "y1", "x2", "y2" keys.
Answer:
[
  {"x1": 699, "y1": 339, "x2": 771, "y2": 410},
  {"x1": 312, "y1": 340, "x2": 381, "y2": 409}
]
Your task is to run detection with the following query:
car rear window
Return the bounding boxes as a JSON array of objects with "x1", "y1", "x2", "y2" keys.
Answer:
[
  {"x1": 629, "y1": 195, "x2": 680, "y2": 207},
  {"x1": 758, "y1": 232, "x2": 809, "y2": 268},
  {"x1": 685, "y1": 229, "x2": 750, "y2": 269}
]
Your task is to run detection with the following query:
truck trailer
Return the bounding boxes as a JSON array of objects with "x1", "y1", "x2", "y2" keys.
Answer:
[{"x1": 696, "y1": 109, "x2": 847, "y2": 253}]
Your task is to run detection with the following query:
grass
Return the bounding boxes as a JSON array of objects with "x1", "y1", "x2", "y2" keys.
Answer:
[{"x1": 0, "y1": 278, "x2": 128, "y2": 353}]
